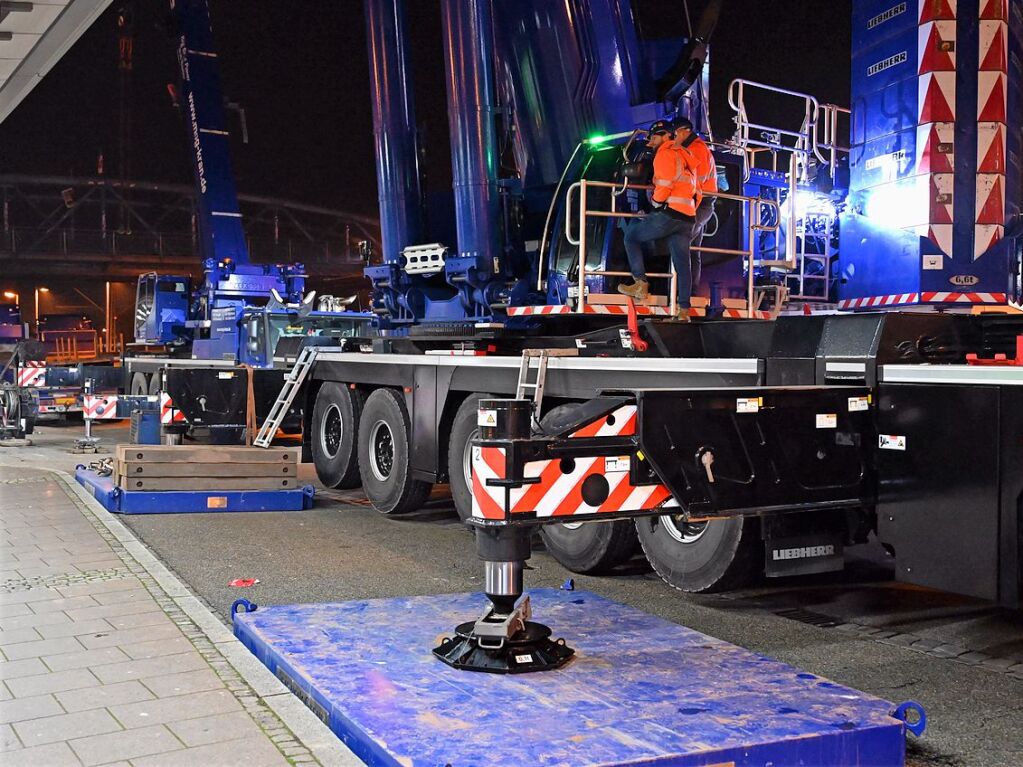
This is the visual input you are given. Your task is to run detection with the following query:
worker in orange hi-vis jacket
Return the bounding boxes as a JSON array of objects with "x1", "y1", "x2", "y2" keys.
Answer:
[
  {"x1": 673, "y1": 116, "x2": 718, "y2": 295},
  {"x1": 618, "y1": 119, "x2": 699, "y2": 319}
]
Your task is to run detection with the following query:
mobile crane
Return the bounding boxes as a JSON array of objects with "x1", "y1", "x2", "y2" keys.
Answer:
[
  {"x1": 118, "y1": 0, "x2": 374, "y2": 441},
  {"x1": 248, "y1": 0, "x2": 1023, "y2": 611}
]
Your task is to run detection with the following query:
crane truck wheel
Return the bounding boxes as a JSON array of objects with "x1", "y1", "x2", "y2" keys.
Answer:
[
  {"x1": 635, "y1": 514, "x2": 760, "y2": 593},
  {"x1": 357, "y1": 388, "x2": 431, "y2": 514},
  {"x1": 147, "y1": 374, "x2": 162, "y2": 396},
  {"x1": 447, "y1": 393, "x2": 496, "y2": 522},
  {"x1": 536, "y1": 403, "x2": 639, "y2": 574},
  {"x1": 130, "y1": 373, "x2": 149, "y2": 397},
  {"x1": 311, "y1": 382, "x2": 365, "y2": 489}
]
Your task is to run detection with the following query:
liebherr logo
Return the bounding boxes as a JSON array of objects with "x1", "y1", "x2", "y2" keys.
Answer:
[
  {"x1": 772, "y1": 545, "x2": 836, "y2": 561},
  {"x1": 868, "y1": 3, "x2": 906, "y2": 30},
  {"x1": 867, "y1": 51, "x2": 907, "y2": 76}
]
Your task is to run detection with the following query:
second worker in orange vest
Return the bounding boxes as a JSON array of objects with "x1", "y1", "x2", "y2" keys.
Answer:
[
  {"x1": 618, "y1": 119, "x2": 699, "y2": 317},
  {"x1": 673, "y1": 116, "x2": 718, "y2": 294}
]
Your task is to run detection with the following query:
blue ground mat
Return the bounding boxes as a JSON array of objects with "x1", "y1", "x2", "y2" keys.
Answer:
[
  {"x1": 75, "y1": 467, "x2": 315, "y2": 514},
  {"x1": 233, "y1": 588, "x2": 923, "y2": 767}
]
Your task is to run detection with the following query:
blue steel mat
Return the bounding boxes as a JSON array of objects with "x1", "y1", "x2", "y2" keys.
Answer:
[
  {"x1": 75, "y1": 468, "x2": 314, "y2": 513},
  {"x1": 235, "y1": 589, "x2": 911, "y2": 766}
]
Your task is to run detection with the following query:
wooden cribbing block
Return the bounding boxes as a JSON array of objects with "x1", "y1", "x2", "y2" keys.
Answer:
[
  {"x1": 115, "y1": 445, "x2": 298, "y2": 464},
  {"x1": 117, "y1": 476, "x2": 299, "y2": 492},
  {"x1": 117, "y1": 462, "x2": 296, "y2": 478}
]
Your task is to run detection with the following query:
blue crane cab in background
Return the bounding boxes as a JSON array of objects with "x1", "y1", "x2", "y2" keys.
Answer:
[{"x1": 130, "y1": 0, "x2": 373, "y2": 374}]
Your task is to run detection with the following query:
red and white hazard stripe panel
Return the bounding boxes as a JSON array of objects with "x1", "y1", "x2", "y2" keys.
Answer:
[
  {"x1": 837, "y1": 293, "x2": 921, "y2": 310},
  {"x1": 975, "y1": 0, "x2": 1008, "y2": 260},
  {"x1": 920, "y1": 291, "x2": 1007, "y2": 303},
  {"x1": 839, "y1": 291, "x2": 1007, "y2": 309},
  {"x1": 914, "y1": 0, "x2": 957, "y2": 254},
  {"x1": 508, "y1": 305, "x2": 670, "y2": 317},
  {"x1": 16, "y1": 362, "x2": 46, "y2": 388},
  {"x1": 424, "y1": 346, "x2": 496, "y2": 356},
  {"x1": 508, "y1": 305, "x2": 771, "y2": 320},
  {"x1": 159, "y1": 392, "x2": 186, "y2": 424},
  {"x1": 471, "y1": 405, "x2": 679, "y2": 521},
  {"x1": 82, "y1": 395, "x2": 119, "y2": 420}
]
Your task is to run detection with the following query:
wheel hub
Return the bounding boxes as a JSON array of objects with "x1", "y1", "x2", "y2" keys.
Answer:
[
  {"x1": 660, "y1": 515, "x2": 709, "y2": 544},
  {"x1": 321, "y1": 404, "x2": 343, "y2": 458},
  {"x1": 370, "y1": 420, "x2": 394, "y2": 481}
]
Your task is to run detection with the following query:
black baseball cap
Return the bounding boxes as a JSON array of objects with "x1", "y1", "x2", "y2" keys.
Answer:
[
  {"x1": 648, "y1": 119, "x2": 674, "y2": 136},
  {"x1": 673, "y1": 116, "x2": 694, "y2": 132}
]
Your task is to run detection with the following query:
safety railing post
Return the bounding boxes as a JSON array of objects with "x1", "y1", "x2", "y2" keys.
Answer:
[
  {"x1": 787, "y1": 153, "x2": 799, "y2": 271},
  {"x1": 747, "y1": 201, "x2": 756, "y2": 319},
  {"x1": 577, "y1": 181, "x2": 588, "y2": 313}
]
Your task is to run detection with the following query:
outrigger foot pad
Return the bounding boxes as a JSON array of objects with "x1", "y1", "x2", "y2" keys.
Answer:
[{"x1": 433, "y1": 619, "x2": 573, "y2": 674}]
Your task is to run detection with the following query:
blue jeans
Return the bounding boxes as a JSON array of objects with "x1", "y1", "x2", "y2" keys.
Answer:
[{"x1": 623, "y1": 210, "x2": 696, "y2": 308}]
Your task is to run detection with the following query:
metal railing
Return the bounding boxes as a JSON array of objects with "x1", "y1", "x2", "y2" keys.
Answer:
[
  {"x1": 726, "y1": 79, "x2": 850, "y2": 282},
  {"x1": 566, "y1": 179, "x2": 781, "y2": 318},
  {"x1": 814, "y1": 104, "x2": 851, "y2": 178}
]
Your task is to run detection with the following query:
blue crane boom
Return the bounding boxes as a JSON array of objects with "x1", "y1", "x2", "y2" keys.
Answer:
[{"x1": 170, "y1": 0, "x2": 248, "y2": 266}]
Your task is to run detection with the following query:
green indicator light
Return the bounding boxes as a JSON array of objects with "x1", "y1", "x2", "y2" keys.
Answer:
[{"x1": 585, "y1": 134, "x2": 609, "y2": 145}]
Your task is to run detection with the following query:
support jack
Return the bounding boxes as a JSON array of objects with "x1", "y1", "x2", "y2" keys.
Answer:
[{"x1": 432, "y1": 526, "x2": 573, "y2": 674}]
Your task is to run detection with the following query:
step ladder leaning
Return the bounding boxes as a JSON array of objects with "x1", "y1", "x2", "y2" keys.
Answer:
[
  {"x1": 253, "y1": 345, "x2": 319, "y2": 448},
  {"x1": 515, "y1": 348, "x2": 577, "y2": 415}
]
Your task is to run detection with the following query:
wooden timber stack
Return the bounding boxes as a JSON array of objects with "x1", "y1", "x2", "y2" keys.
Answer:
[{"x1": 114, "y1": 445, "x2": 300, "y2": 492}]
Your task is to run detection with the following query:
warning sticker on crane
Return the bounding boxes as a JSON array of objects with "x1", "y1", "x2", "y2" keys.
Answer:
[
  {"x1": 879, "y1": 434, "x2": 907, "y2": 451},
  {"x1": 848, "y1": 396, "x2": 870, "y2": 412},
  {"x1": 477, "y1": 409, "x2": 498, "y2": 428},
  {"x1": 736, "y1": 397, "x2": 761, "y2": 413},
  {"x1": 816, "y1": 413, "x2": 838, "y2": 429},
  {"x1": 604, "y1": 456, "x2": 630, "y2": 473}
]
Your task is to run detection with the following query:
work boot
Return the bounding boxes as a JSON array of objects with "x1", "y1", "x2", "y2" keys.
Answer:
[
  {"x1": 674, "y1": 305, "x2": 692, "y2": 322},
  {"x1": 618, "y1": 279, "x2": 649, "y2": 300}
]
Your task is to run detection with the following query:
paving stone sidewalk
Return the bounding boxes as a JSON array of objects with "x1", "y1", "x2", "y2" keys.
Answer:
[{"x1": 0, "y1": 466, "x2": 357, "y2": 767}]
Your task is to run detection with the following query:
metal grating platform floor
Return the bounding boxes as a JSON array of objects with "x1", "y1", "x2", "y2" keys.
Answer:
[{"x1": 233, "y1": 589, "x2": 919, "y2": 767}]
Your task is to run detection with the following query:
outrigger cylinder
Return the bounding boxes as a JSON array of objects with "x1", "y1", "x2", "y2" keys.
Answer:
[{"x1": 432, "y1": 399, "x2": 574, "y2": 673}]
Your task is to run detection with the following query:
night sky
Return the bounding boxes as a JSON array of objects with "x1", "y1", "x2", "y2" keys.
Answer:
[{"x1": 0, "y1": 1, "x2": 851, "y2": 217}]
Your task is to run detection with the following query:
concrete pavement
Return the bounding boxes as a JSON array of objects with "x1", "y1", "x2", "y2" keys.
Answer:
[{"x1": 0, "y1": 462, "x2": 360, "y2": 767}]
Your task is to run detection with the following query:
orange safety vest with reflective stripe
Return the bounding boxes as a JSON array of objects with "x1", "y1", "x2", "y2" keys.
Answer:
[
  {"x1": 651, "y1": 141, "x2": 698, "y2": 217},
  {"x1": 686, "y1": 135, "x2": 718, "y2": 199}
]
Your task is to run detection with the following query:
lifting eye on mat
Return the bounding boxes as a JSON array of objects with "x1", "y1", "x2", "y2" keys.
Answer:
[{"x1": 892, "y1": 701, "x2": 927, "y2": 737}]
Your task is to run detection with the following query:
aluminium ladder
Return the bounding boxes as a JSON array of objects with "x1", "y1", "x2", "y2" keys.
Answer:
[
  {"x1": 516, "y1": 348, "x2": 577, "y2": 414},
  {"x1": 253, "y1": 345, "x2": 318, "y2": 448}
]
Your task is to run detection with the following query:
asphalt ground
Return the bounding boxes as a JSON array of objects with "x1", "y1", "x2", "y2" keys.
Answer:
[{"x1": 4, "y1": 420, "x2": 1022, "y2": 767}]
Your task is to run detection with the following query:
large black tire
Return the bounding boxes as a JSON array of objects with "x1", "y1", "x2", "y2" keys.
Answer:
[
  {"x1": 358, "y1": 388, "x2": 431, "y2": 514},
  {"x1": 311, "y1": 382, "x2": 364, "y2": 489},
  {"x1": 537, "y1": 403, "x2": 639, "y2": 574},
  {"x1": 540, "y1": 520, "x2": 639, "y2": 575},
  {"x1": 147, "y1": 373, "x2": 162, "y2": 396},
  {"x1": 635, "y1": 514, "x2": 761, "y2": 592},
  {"x1": 129, "y1": 373, "x2": 149, "y2": 396},
  {"x1": 447, "y1": 393, "x2": 494, "y2": 523}
]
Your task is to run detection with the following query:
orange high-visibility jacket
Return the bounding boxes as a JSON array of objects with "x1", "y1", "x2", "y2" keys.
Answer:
[
  {"x1": 651, "y1": 142, "x2": 698, "y2": 217},
  {"x1": 687, "y1": 135, "x2": 718, "y2": 200}
]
